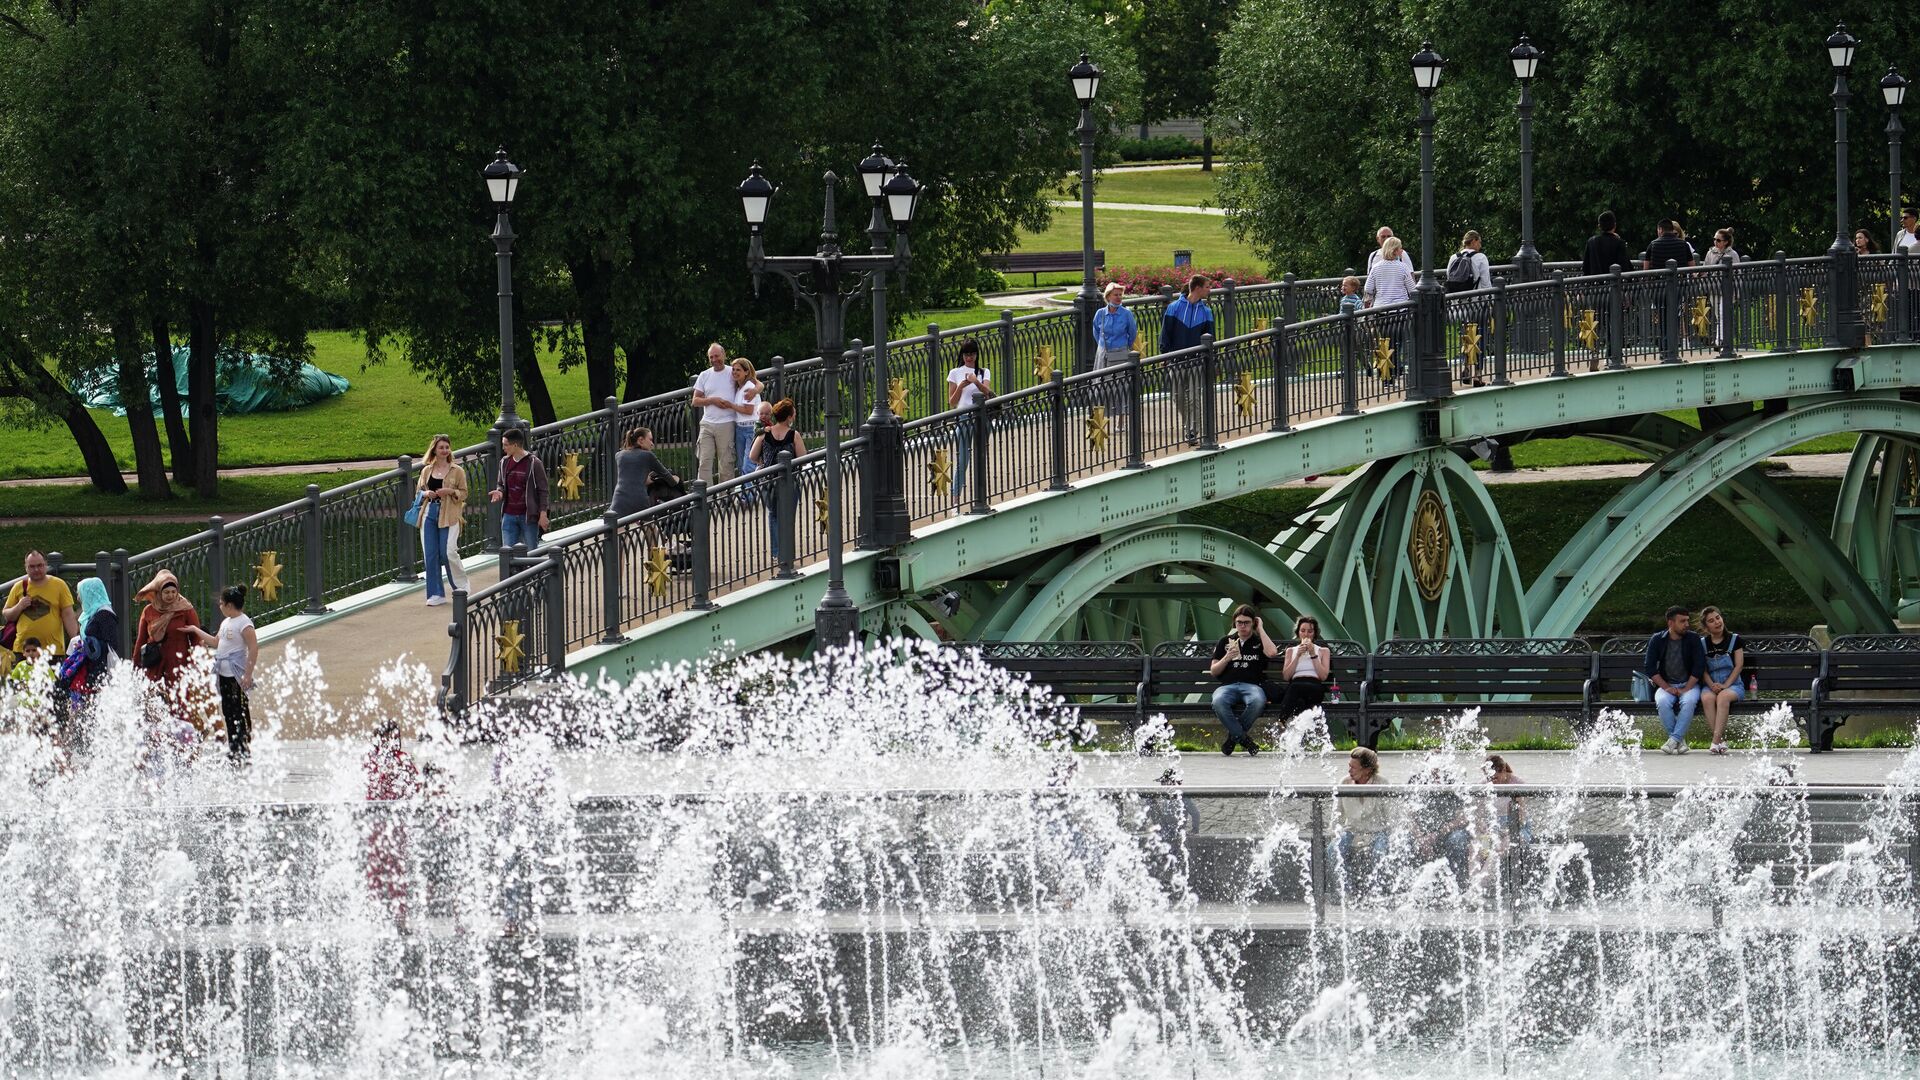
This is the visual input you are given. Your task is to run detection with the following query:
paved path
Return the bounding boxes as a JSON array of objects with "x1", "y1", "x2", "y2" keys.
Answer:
[
  {"x1": 1102, "y1": 162, "x2": 1208, "y2": 173},
  {"x1": 1047, "y1": 199, "x2": 1225, "y2": 216},
  {"x1": 0, "y1": 458, "x2": 392, "y2": 488}
]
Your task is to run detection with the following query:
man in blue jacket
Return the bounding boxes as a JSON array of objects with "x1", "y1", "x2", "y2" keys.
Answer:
[
  {"x1": 1643, "y1": 605, "x2": 1707, "y2": 754},
  {"x1": 1160, "y1": 275, "x2": 1214, "y2": 445}
]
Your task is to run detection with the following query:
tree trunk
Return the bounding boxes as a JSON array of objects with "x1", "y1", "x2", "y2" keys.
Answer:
[
  {"x1": 151, "y1": 316, "x2": 195, "y2": 487},
  {"x1": 187, "y1": 298, "x2": 219, "y2": 496},
  {"x1": 0, "y1": 336, "x2": 126, "y2": 493},
  {"x1": 621, "y1": 328, "x2": 684, "y2": 402},
  {"x1": 513, "y1": 296, "x2": 556, "y2": 426},
  {"x1": 114, "y1": 318, "x2": 172, "y2": 499},
  {"x1": 567, "y1": 251, "x2": 618, "y2": 407},
  {"x1": 1201, "y1": 133, "x2": 1213, "y2": 172}
]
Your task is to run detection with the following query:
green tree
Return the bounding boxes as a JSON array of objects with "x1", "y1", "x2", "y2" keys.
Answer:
[
  {"x1": 1134, "y1": 0, "x2": 1237, "y2": 170},
  {"x1": 1213, "y1": 0, "x2": 1906, "y2": 277}
]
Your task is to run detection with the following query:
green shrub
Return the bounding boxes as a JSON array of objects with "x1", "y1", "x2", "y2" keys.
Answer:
[{"x1": 1114, "y1": 135, "x2": 1201, "y2": 162}]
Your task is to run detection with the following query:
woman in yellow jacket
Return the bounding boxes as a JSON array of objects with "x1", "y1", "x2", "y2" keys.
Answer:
[{"x1": 417, "y1": 434, "x2": 470, "y2": 606}]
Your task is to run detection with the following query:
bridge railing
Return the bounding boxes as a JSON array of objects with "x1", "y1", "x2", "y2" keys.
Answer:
[{"x1": 441, "y1": 250, "x2": 1920, "y2": 709}]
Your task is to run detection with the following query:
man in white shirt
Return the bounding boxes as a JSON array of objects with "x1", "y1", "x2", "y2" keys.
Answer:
[
  {"x1": 1899, "y1": 209, "x2": 1919, "y2": 254},
  {"x1": 1364, "y1": 226, "x2": 1394, "y2": 273},
  {"x1": 690, "y1": 342, "x2": 739, "y2": 483}
]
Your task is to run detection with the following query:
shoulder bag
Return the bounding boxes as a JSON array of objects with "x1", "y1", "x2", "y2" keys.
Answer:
[{"x1": 403, "y1": 490, "x2": 424, "y2": 528}]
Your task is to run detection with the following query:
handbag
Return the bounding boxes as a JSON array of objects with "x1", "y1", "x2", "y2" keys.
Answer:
[
  {"x1": 1630, "y1": 670, "x2": 1653, "y2": 703},
  {"x1": 139, "y1": 641, "x2": 163, "y2": 669},
  {"x1": 403, "y1": 491, "x2": 424, "y2": 528}
]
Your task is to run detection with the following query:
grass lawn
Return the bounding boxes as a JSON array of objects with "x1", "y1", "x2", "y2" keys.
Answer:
[
  {"x1": 3, "y1": 333, "x2": 594, "y2": 481},
  {"x1": 895, "y1": 302, "x2": 1043, "y2": 337},
  {"x1": 1014, "y1": 206, "x2": 1264, "y2": 280},
  {"x1": 1085, "y1": 166, "x2": 1229, "y2": 208},
  {"x1": 1186, "y1": 476, "x2": 1846, "y2": 635},
  {"x1": 3, "y1": 469, "x2": 382, "y2": 519}
]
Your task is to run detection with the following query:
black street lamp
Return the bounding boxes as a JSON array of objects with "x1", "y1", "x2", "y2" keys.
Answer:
[
  {"x1": 1826, "y1": 23, "x2": 1865, "y2": 349},
  {"x1": 1409, "y1": 41, "x2": 1448, "y2": 401},
  {"x1": 1885, "y1": 67, "x2": 1908, "y2": 251},
  {"x1": 741, "y1": 156, "x2": 919, "y2": 646},
  {"x1": 482, "y1": 148, "x2": 524, "y2": 429},
  {"x1": 1070, "y1": 52, "x2": 1103, "y2": 374},
  {"x1": 1509, "y1": 34, "x2": 1544, "y2": 282},
  {"x1": 855, "y1": 144, "x2": 919, "y2": 548}
]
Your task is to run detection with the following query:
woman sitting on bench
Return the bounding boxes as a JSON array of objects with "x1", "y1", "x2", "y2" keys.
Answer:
[{"x1": 1273, "y1": 616, "x2": 1333, "y2": 731}]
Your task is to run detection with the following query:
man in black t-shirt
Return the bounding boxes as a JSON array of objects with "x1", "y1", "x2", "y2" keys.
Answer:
[
  {"x1": 1644, "y1": 219, "x2": 1695, "y2": 269},
  {"x1": 1209, "y1": 604, "x2": 1280, "y2": 756},
  {"x1": 1582, "y1": 210, "x2": 1631, "y2": 277}
]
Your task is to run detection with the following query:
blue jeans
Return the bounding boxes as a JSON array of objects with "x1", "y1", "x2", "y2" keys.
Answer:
[
  {"x1": 1211, "y1": 682, "x2": 1267, "y2": 739},
  {"x1": 1656, "y1": 685, "x2": 1702, "y2": 739},
  {"x1": 734, "y1": 425, "x2": 756, "y2": 477},
  {"x1": 953, "y1": 418, "x2": 974, "y2": 503},
  {"x1": 501, "y1": 513, "x2": 541, "y2": 551},
  {"x1": 421, "y1": 503, "x2": 451, "y2": 599}
]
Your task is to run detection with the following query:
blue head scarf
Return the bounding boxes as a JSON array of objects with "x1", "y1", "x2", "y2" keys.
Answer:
[{"x1": 76, "y1": 577, "x2": 112, "y2": 630}]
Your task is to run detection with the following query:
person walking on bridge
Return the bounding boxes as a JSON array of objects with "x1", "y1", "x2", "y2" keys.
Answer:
[
  {"x1": 1093, "y1": 282, "x2": 1138, "y2": 417},
  {"x1": 1643, "y1": 605, "x2": 1706, "y2": 754},
  {"x1": 490, "y1": 428, "x2": 549, "y2": 551},
  {"x1": 416, "y1": 434, "x2": 470, "y2": 605},
  {"x1": 1445, "y1": 231, "x2": 1493, "y2": 386},
  {"x1": 1581, "y1": 211, "x2": 1630, "y2": 277},
  {"x1": 691, "y1": 342, "x2": 739, "y2": 484},
  {"x1": 4, "y1": 551, "x2": 77, "y2": 670},
  {"x1": 1161, "y1": 275, "x2": 1214, "y2": 446},
  {"x1": 1643, "y1": 219, "x2": 1694, "y2": 269}
]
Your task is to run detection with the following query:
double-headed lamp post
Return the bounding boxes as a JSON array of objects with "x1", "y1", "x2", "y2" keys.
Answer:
[
  {"x1": 1070, "y1": 52, "x2": 1103, "y2": 374},
  {"x1": 856, "y1": 144, "x2": 915, "y2": 547},
  {"x1": 1409, "y1": 42, "x2": 1448, "y2": 401},
  {"x1": 1886, "y1": 68, "x2": 1909, "y2": 252},
  {"x1": 1826, "y1": 23, "x2": 1865, "y2": 350},
  {"x1": 1509, "y1": 34, "x2": 1544, "y2": 282},
  {"x1": 739, "y1": 156, "x2": 923, "y2": 646},
  {"x1": 482, "y1": 148, "x2": 524, "y2": 429}
]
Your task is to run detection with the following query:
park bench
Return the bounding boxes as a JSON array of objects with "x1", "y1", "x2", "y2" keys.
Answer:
[
  {"x1": 1594, "y1": 634, "x2": 1822, "y2": 737},
  {"x1": 985, "y1": 250, "x2": 1106, "y2": 286},
  {"x1": 1356, "y1": 638, "x2": 1596, "y2": 749},
  {"x1": 1146, "y1": 638, "x2": 1367, "y2": 741},
  {"x1": 973, "y1": 640, "x2": 1146, "y2": 725},
  {"x1": 1812, "y1": 635, "x2": 1920, "y2": 752}
]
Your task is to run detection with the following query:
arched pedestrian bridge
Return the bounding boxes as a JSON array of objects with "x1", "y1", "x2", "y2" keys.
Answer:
[{"x1": 71, "y1": 251, "x2": 1920, "y2": 724}]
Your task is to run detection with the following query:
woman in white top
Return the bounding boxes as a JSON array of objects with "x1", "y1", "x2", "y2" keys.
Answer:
[
  {"x1": 1362, "y1": 236, "x2": 1416, "y2": 307},
  {"x1": 1272, "y1": 615, "x2": 1332, "y2": 728},
  {"x1": 1337, "y1": 746, "x2": 1391, "y2": 874},
  {"x1": 187, "y1": 584, "x2": 258, "y2": 764},
  {"x1": 729, "y1": 358, "x2": 762, "y2": 477},
  {"x1": 945, "y1": 338, "x2": 991, "y2": 502}
]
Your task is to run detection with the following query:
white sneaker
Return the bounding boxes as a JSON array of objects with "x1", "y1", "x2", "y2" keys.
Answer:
[
  {"x1": 425, "y1": 595, "x2": 449, "y2": 607},
  {"x1": 1674, "y1": 740, "x2": 1691, "y2": 755},
  {"x1": 1660, "y1": 738, "x2": 1677, "y2": 755}
]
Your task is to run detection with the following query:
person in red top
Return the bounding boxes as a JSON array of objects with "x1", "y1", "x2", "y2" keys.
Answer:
[
  {"x1": 489, "y1": 427, "x2": 550, "y2": 550},
  {"x1": 132, "y1": 569, "x2": 205, "y2": 730},
  {"x1": 364, "y1": 721, "x2": 421, "y2": 930}
]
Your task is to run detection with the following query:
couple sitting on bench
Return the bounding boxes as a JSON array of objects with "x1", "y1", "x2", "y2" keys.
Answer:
[{"x1": 1210, "y1": 605, "x2": 1332, "y2": 756}]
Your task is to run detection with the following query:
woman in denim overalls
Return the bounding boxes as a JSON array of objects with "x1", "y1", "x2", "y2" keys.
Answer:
[{"x1": 1698, "y1": 605, "x2": 1745, "y2": 756}]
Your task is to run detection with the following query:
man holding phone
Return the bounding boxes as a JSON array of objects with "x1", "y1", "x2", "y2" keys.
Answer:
[{"x1": 1209, "y1": 603, "x2": 1280, "y2": 756}]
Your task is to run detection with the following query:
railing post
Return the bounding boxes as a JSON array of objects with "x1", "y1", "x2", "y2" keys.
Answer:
[
  {"x1": 1719, "y1": 260, "x2": 1739, "y2": 358},
  {"x1": 1281, "y1": 272, "x2": 1298, "y2": 328},
  {"x1": 599, "y1": 396, "x2": 620, "y2": 498},
  {"x1": 775, "y1": 452, "x2": 799, "y2": 579},
  {"x1": 1339, "y1": 311, "x2": 1359, "y2": 415},
  {"x1": 1551, "y1": 270, "x2": 1569, "y2": 376},
  {"x1": 444, "y1": 588, "x2": 469, "y2": 714},
  {"x1": 998, "y1": 309, "x2": 1016, "y2": 387},
  {"x1": 1661, "y1": 259, "x2": 1681, "y2": 363},
  {"x1": 1219, "y1": 277, "x2": 1238, "y2": 340},
  {"x1": 1899, "y1": 252, "x2": 1914, "y2": 345},
  {"x1": 302, "y1": 484, "x2": 326, "y2": 615},
  {"x1": 600, "y1": 511, "x2": 622, "y2": 644},
  {"x1": 1773, "y1": 251, "x2": 1794, "y2": 352},
  {"x1": 1309, "y1": 796, "x2": 1328, "y2": 921},
  {"x1": 502, "y1": 542, "x2": 528, "y2": 583},
  {"x1": 393, "y1": 455, "x2": 417, "y2": 583},
  {"x1": 1491, "y1": 279, "x2": 1510, "y2": 385},
  {"x1": 923, "y1": 326, "x2": 941, "y2": 418},
  {"x1": 1048, "y1": 370, "x2": 1069, "y2": 491},
  {"x1": 543, "y1": 551, "x2": 566, "y2": 677},
  {"x1": 207, "y1": 516, "x2": 226, "y2": 637},
  {"x1": 689, "y1": 480, "x2": 713, "y2": 609},
  {"x1": 484, "y1": 424, "x2": 504, "y2": 553},
  {"x1": 1607, "y1": 265, "x2": 1626, "y2": 370},
  {"x1": 1125, "y1": 351, "x2": 1146, "y2": 469},
  {"x1": 108, "y1": 548, "x2": 132, "y2": 657},
  {"x1": 768, "y1": 354, "x2": 786, "y2": 403},
  {"x1": 1199, "y1": 333, "x2": 1220, "y2": 449},
  {"x1": 970, "y1": 399, "x2": 992, "y2": 514},
  {"x1": 1270, "y1": 320, "x2": 1291, "y2": 432}
]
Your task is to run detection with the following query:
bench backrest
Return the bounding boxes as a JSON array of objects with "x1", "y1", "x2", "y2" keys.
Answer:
[
  {"x1": 1146, "y1": 638, "x2": 1366, "y2": 700},
  {"x1": 1824, "y1": 635, "x2": 1920, "y2": 693},
  {"x1": 1371, "y1": 638, "x2": 1592, "y2": 699},
  {"x1": 989, "y1": 250, "x2": 1106, "y2": 271},
  {"x1": 973, "y1": 640, "x2": 1145, "y2": 700},
  {"x1": 1597, "y1": 633, "x2": 1821, "y2": 696}
]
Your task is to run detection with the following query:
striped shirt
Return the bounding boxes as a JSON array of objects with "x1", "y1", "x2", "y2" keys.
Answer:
[{"x1": 1363, "y1": 257, "x2": 1416, "y2": 306}]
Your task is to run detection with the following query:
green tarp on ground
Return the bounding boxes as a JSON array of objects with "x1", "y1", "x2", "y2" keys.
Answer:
[{"x1": 73, "y1": 347, "x2": 349, "y2": 416}]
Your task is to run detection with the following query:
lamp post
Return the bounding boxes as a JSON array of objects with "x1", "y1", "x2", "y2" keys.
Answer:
[
  {"x1": 1509, "y1": 34, "x2": 1544, "y2": 282},
  {"x1": 741, "y1": 157, "x2": 921, "y2": 646},
  {"x1": 1886, "y1": 68, "x2": 1908, "y2": 250},
  {"x1": 855, "y1": 144, "x2": 915, "y2": 547},
  {"x1": 482, "y1": 148, "x2": 524, "y2": 429},
  {"x1": 1409, "y1": 41, "x2": 1448, "y2": 402},
  {"x1": 1826, "y1": 23, "x2": 1864, "y2": 349},
  {"x1": 1070, "y1": 52, "x2": 1103, "y2": 374}
]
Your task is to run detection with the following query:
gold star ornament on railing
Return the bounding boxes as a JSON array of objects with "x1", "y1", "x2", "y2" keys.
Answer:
[
  {"x1": 1868, "y1": 284, "x2": 1889, "y2": 325},
  {"x1": 1689, "y1": 296, "x2": 1711, "y2": 339},
  {"x1": 1798, "y1": 287, "x2": 1819, "y2": 330},
  {"x1": 644, "y1": 545, "x2": 672, "y2": 596},
  {"x1": 252, "y1": 551, "x2": 283, "y2": 603},
  {"x1": 1371, "y1": 337, "x2": 1396, "y2": 381},
  {"x1": 1086, "y1": 405, "x2": 1110, "y2": 450},
  {"x1": 557, "y1": 453, "x2": 586, "y2": 501},
  {"x1": 887, "y1": 377, "x2": 907, "y2": 416},
  {"x1": 929, "y1": 448, "x2": 953, "y2": 496},
  {"x1": 1459, "y1": 322, "x2": 1481, "y2": 370},
  {"x1": 1577, "y1": 309, "x2": 1600, "y2": 352},
  {"x1": 815, "y1": 492, "x2": 829, "y2": 530},
  {"x1": 496, "y1": 619, "x2": 525, "y2": 674},
  {"x1": 1034, "y1": 345, "x2": 1054, "y2": 384},
  {"x1": 1234, "y1": 371, "x2": 1255, "y2": 417}
]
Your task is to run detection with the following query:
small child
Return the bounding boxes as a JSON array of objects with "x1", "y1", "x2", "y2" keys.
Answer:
[{"x1": 1338, "y1": 276, "x2": 1364, "y2": 316}]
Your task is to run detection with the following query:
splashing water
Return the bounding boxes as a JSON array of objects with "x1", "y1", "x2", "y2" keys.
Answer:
[{"x1": 2, "y1": 640, "x2": 1919, "y2": 1077}]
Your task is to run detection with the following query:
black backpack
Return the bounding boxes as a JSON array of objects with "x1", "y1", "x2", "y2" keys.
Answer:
[{"x1": 1444, "y1": 249, "x2": 1478, "y2": 293}]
